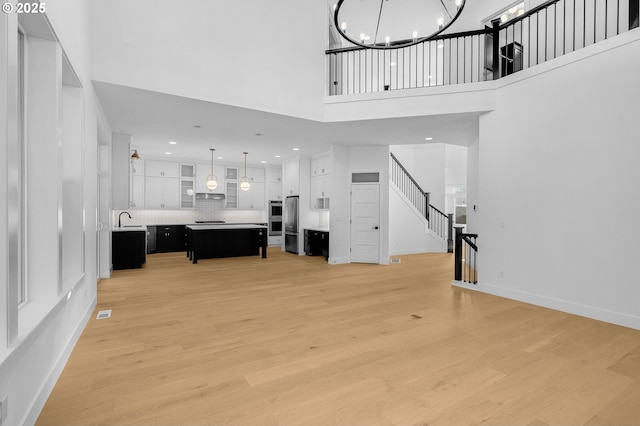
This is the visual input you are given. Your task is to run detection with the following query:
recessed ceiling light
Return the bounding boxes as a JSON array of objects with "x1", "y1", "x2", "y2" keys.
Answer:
[
  {"x1": 425, "y1": 137, "x2": 433, "y2": 141},
  {"x1": 165, "y1": 152, "x2": 172, "y2": 155},
  {"x1": 293, "y1": 148, "x2": 300, "y2": 151},
  {"x1": 260, "y1": 160, "x2": 267, "y2": 164},
  {"x1": 169, "y1": 141, "x2": 177, "y2": 145},
  {"x1": 275, "y1": 155, "x2": 281, "y2": 158},
  {"x1": 217, "y1": 156, "x2": 223, "y2": 160}
]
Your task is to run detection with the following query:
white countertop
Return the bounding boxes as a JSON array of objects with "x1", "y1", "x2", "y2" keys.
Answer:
[
  {"x1": 304, "y1": 228, "x2": 330, "y2": 233},
  {"x1": 112, "y1": 225, "x2": 147, "y2": 232},
  {"x1": 186, "y1": 224, "x2": 267, "y2": 230}
]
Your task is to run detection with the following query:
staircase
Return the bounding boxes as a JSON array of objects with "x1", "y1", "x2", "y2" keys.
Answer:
[{"x1": 390, "y1": 152, "x2": 453, "y2": 253}]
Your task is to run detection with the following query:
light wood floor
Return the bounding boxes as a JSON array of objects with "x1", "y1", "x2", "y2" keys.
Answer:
[{"x1": 37, "y1": 249, "x2": 640, "y2": 425}]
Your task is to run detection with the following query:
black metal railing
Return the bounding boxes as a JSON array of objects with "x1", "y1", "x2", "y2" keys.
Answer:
[
  {"x1": 327, "y1": 0, "x2": 639, "y2": 95},
  {"x1": 390, "y1": 153, "x2": 454, "y2": 253},
  {"x1": 454, "y1": 227, "x2": 478, "y2": 284}
]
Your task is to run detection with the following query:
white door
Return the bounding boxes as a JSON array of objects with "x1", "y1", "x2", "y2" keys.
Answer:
[{"x1": 350, "y1": 184, "x2": 380, "y2": 263}]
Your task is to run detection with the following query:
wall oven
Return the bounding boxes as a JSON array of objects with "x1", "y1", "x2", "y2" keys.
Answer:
[{"x1": 268, "y1": 200, "x2": 282, "y2": 236}]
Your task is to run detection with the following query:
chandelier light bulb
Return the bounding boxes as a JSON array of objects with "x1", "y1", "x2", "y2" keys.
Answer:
[{"x1": 333, "y1": 0, "x2": 466, "y2": 49}]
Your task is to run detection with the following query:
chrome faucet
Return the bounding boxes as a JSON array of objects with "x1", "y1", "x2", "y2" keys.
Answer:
[{"x1": 118, "y1": 211, "x2": 131, "y2": 228}]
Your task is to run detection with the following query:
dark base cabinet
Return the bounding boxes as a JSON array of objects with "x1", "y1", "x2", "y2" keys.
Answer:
[
  {"x1": 146, "y1": 226, "x2": 156, "y2": 254},
  {"x1": 112, "y1": 231, "x2": 146, "y2": 270},
  {"x1": 304, "y1": 230, "x2": 329, "y2": 260},
  {"x1": 186, "y1": 226, "x2": 267, "y2": 263},
  {"x1": 155, "y1": 225, "x2": 186, "y2": 253}
]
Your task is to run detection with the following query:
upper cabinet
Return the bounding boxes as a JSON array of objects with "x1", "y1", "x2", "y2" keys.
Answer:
[
  {"x1": 283, "y1": 160, "x2": 300, "y2": 196},
  {"x1": 130, "y1": 159, "x2": 145, "y2": 209},
  {"x1": 179, "y1": 163, "x2": 195, "y2": 209},
  {"x1": 180, "y1": 163, "x2": 195, "y2": 179},
  {"x1": 266, "y1": 167, "x2": 283, "y2": 201},
  {"x1": 311, "y1": 155, "x2": 331, "y2": 177},
  {"x1": 144, "y1": 160, "x2": 180, "y2": 209},
  {"x1": 310, "y1": 154, "x2": 331, "y2": 210},
  {"x1": 145, "y1": 160, "x2": 179, "y2": 178}
]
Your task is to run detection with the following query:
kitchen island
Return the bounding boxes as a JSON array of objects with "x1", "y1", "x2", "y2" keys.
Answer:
[{"x1": 186, "y1": 224, "x2": 268, "y2": 264}]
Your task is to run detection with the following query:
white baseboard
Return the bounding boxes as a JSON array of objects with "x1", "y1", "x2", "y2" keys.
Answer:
[
  {"x1": 452, "y1": 280, "x2": 640, "y2": 331},
  {"x1": 23, "y1": 295, "x2": 97, "y2": 425}
]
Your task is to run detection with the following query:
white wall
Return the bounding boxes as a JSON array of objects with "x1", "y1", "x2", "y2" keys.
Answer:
[
  {"x1": 392, "y1": 144, "x2": 446, "y2": 211},
  {"x1": 329, "y1": 145, "x2": 390, "y2": 264},
  {"x1": 0, "y1": 1, "x2": 106, "y2": 424},
  {"x1": 472, "y1": 30, "x2": 640, "y2": 329},
  {"x1": 89, "y1": 0, "x2": 327, "y2": 121},
  {"x1": 466, "y1": 137, "x2": 480, "y2": 233},
  {"x1": 389, "y1": 186, "x2": 447, "y2": 255}
]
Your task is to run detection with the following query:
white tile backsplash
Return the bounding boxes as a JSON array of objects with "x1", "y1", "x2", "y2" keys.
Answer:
[{"x1": 113, "y1": 200, "x2": 267, "y2": 226}]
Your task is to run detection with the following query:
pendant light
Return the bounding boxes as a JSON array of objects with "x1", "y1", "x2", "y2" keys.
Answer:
[
  {"x1": 206, "y1": 148, "x2": 218, "y2": 190},
  {"x1": 240, "y1": 151, "x2": 251, "y2": 191}
]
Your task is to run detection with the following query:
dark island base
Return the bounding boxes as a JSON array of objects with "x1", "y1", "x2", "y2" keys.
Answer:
[{"x1": 186, "y1": 226, "x2": 267, "y2": 264}]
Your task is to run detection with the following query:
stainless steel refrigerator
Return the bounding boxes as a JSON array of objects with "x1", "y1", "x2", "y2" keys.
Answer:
[{"x1": 284, "y1": 196, "x2": 299, "y2": 254}]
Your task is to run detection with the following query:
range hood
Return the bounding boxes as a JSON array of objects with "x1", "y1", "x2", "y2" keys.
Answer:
[{"x1": 196, "y1": 193, "x2": 225, "y2": 200}]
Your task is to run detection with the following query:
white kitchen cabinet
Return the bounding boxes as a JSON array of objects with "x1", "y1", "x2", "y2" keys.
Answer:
[
  {"x1": 266, "y1": 166, "x2": 283, "y2": 201},
  {"x1": 129, "y1": 161, "x2": 145, "y2": 209},
  {"x1": 145, "y1": 176, "x2": 179, "y2": 209},
  {"x1": 225, "y1": 166, "x2": 239, "y2": 181},
  {"x1": 267, "y1": 182, "x2": 283, "y2": 201},
  {"x1": 180, "y1": 179, "x2": 195, "y2": 208},
  {"x1": 178, "y1": 163, "x2": 195, "y2": 209},
  {"x1": 180, "y1": 163, "x2": 195, "y2": 179},
  {"x1": 266, "y1": 167, "x2": 282, "y2": 183},
  {"x1": 246, "y1": 167, "x2": 264, "y2": 182},
  {"x1": 311, "y1": 155, "x2": 331, "y2": 176},
  {"x1": 130, "y1": 174, "x2": 145, "y2": 209},
  {"x1": 146, "y1": 160, "x2": 179, "y2": 178},
  {"x1": 238, "y1": 182, "x2": 265, "y2": 210},
  {"x1": 131, "y1": 160, "x2": 144, "y2": 176},
  {"x1": 225, "y1": 181, "x2": 238, "y2": 208},
  {"x1": 283, "y1": 160, "x2": 300, "y2": 196},
  {"x1": 311, "y1": 175, "x2": 330, "y2": 210}
]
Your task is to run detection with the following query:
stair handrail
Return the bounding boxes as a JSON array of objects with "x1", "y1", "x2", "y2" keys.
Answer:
[
  {"x1": 454, "y1": 227, "x2": 478, "y2": 284},
  {"x1": 390, "y1": 152, "x2": 430, "y2": 220},
  {"x1": 390, "y1": 152, "x2": 454, "y2": 252}
]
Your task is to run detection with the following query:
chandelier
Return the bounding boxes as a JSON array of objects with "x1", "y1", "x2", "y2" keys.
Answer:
[{"x1": 334, "y1": 0, "x2": 466, "y2": 49}]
